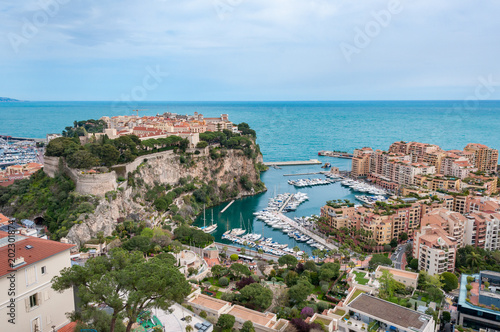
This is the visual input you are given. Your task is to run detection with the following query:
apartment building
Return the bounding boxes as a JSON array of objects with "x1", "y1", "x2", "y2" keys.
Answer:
[
  {"x1": 421, "y1": 208, "x2": 466, "y2": 247},
  {"x1": 321, "y1": 202, "x2": 422, "y2": 244},
  {"x1": 413, "y1": 224, "x2": 457, "y2": 275},
  {"x1": 352, "y1": 148, "x2": 374, "y2": 177},
  {"x1": 464, "y1": 143, "x2": 499, "y2": 173},
  {"x1": 464, "y1": 212, "x2": 500, "y2": 250},
  {"x1": 0, "y1": 231, "x2": 75, "y2": 332}
]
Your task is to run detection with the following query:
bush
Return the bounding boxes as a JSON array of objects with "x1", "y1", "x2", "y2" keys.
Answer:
[
  {"x1": 441, "y1": 272, "x2": 459, "y2": 292},
  {"x1": 230, "y1": 254, "x2": 239, "y2": 261},
  {"x1": 218, "y1": 277, "x2": 229, "y2": 287}
]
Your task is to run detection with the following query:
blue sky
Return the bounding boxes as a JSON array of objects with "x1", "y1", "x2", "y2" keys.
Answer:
[{"x1": 1, "y1": 0, "x2": 500, "y2": 101}]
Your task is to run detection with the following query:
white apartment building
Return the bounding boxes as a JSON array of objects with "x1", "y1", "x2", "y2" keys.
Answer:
[
  {"x1": 413, "y1": 225, "x2": 457, "y2": 275},
  {"x1": 0, "y1": 231, "x2": 75, "y2": 332}
]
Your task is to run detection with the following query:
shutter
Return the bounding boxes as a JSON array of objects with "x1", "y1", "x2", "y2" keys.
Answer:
[
  {"x1": 25, "y1": 298, "x2": 30, "y2": 312},
  {"x1": 37, "y1": 292, "x2": 42, "y2": 305}
]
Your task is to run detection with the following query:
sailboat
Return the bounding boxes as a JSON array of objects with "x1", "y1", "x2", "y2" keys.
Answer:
[
  {"x1": 230, "y1": 213, "x2": 246, "y2": 236},
  {"x1": 202, "y1": 208, "x2": 218, "y2": 233}
]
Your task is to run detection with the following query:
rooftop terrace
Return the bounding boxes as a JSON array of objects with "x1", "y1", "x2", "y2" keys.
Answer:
[
  {"x1": 227, "y1": 305, "x2": 275, "y2": 327},
  {"x1": 349, "y1": 294, "x2": 432, "y2": 331}
]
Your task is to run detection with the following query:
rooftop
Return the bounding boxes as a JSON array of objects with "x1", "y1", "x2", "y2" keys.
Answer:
[
  {"x1": 376, "y1": 266, "x2": 418, "y2": 280},
  {"x1": 349, "y1": 294, "x2": 432, "y2": 331},
  {"x1": 227, "y1": 305, "x2": 275, "y2": 327},
  {"x1": 0, "y1": 231, "x2": 74, "y2": 278},
  {"x1": 189, "y1": 294, "x2": 228, "y2": 311}
]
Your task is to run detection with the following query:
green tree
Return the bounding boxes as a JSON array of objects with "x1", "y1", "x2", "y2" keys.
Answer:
[
  {"x1": 241, "y1": 320, "x2": 256, "y2": 332},
  {"x1": 239, "y1": 283, "x2": 273, "y2": 310},
  {"x1": 319, "y1": 262, "x2": 340, "y2": 282},
  {"x1": 229, "y1": 263, "x2": 251, "y2": 279},
  {"x1": 369, "y1": 254, "x2": 393, "y2": 270},
  {"x1": 66, "y1": 149, "x2": 100, "y2": 169},
  {"x1": 52, "y1": 249, "x2": 190, "y2": 332},
  {"x1": 278, "y1": 254, "x2": 298, "y2": 269},
  {"x1": 217, "y1": 314, "x2": 235, "y2": 331},
  {"x1": 288, "y1": 279, "x2": 313, "y2": 304},
  {"x1": 441, "y1": 272, "x2": 458, "y2": 292},
  {"x1": 378, "y1": 269, "x2": 396, "y2": 299},
  {"x1": 409, "y1": 258, "x2": 419, "y2": 270},
  {"x1": 230, "y1": 254, "x2": 239, "y2": 261},
  {"x1": 399, "y1": 232, "x2": 408, "y2": 242}
]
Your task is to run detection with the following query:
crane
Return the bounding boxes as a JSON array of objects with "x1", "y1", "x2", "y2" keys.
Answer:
[{"x1": 132, "y1": 109, "x2": 148, "y2": 117}]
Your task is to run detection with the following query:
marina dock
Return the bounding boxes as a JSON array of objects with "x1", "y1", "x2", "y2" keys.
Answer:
[
  {"x1": 283, "y1": 172, "x2": 322, "y2": 176},
  {"x1": 318, "y1": 151, "x2": 353, "y2": 159},
  {"x1": 220, "y1": 200, "x2": 235, "y2": 213},
  {"x1": 264, "y1": 159, "x2": 322, "y2": 166},
  {"x1": 278, "y1": 194, "x2": 294, "y2": 213},
  {"x1": 276, "y1": 213, "x2": 338, "y2": 251}
]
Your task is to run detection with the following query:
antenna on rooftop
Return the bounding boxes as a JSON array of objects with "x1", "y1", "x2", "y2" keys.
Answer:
[{"x1": 132, "y1": 109, "x2": 148, "y2": 117}]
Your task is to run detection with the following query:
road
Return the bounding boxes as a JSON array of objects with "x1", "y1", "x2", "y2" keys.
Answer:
[
  {"x1": 391, "y1": 241, "x2": 412, "y2": 270},
  {"x1": 214, "y1": 242, "x2": 281, "y2": 262}
]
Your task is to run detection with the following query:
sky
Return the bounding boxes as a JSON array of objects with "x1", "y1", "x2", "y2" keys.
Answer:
[{"x1": 1, "y1": 0, "x2": 500, "y2": 101}]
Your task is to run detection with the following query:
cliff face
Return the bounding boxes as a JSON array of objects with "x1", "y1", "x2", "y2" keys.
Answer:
[
  {"x1": 136, "y1": 149, "x2": 262, "y2": 188},
  {"x1": 64, "y1": 149, "x2": 264, "y2": 246}
]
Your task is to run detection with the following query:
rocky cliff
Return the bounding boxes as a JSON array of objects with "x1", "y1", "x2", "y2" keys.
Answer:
[{"x1": 64, "y1": 148, "x2": 265, "y2": 246}]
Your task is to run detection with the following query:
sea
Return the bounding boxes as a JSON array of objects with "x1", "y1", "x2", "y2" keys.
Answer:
[{"x1": 1, "y1": 101, "x2": 499, "y2": 253}]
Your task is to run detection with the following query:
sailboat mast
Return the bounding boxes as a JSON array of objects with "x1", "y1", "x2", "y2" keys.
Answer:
[{"x1": 203, "y1": 204, "x2": 206, "y2": 228}]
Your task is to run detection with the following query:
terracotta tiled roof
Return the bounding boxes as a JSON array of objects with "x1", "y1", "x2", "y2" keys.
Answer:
[
  {"x1": 0, "y1": 213, "x2": 9, "y2": 225},
  {"x1": 0, "y1": 231, "x2": 74, "y2": 278},
  {"x1": 57, "y1": 321, "x2": 77, "y2": 332}
]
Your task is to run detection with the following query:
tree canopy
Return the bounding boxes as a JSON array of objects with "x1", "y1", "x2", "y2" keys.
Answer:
[
  {"x1": 369, "y1": 254, "x2": 393, "y2": 270},
  {"x1": 52, "y1": 248, "x2": 190, "y2": 332},
  {"x1": 239, "y1": 283, "x2": 273, "y2": 310},
  {"x1": 278, "y1": 254, "x2": 298, "y2": 268}
]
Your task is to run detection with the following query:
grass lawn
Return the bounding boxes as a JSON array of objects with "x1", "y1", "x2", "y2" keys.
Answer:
[
  {"x1": 332, "y1": 309, "x2": 346, "y2": 317},
  {"x1": 215, "y1": 292, "x2": 223, "y2": 299},
  {"x1": 206, "y1": 277, "x2": 227, "y2": 288},
  {"x1": 347, "y1": 289, "x2": 365, "y2": 304},
  {"x1": 352, "y1": 271, "x2": 369, "y2": 285}
]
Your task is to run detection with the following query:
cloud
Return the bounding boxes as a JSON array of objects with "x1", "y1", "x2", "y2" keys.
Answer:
[{"x1": 0, "y1": 0, "x2": 499, "y2": 100}]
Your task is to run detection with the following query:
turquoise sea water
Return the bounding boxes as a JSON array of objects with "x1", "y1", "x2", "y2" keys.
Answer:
[
  {"x1": 1, "y1": 101, "x2": 500, "y2": 162},
  {"x1": 1, "y1": 101, "x2": 499, "y2": 252}
]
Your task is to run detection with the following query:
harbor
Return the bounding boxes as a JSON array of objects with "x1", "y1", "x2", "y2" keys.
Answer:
[
  {"x1": 0, "y1": 137, "x2": 42, "y2": 168},
  {"x1": 193, "y1": 159, "x2": 354, "y2": 255}
]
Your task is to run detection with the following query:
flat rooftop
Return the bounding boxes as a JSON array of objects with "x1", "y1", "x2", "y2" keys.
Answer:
[
  {"x1": 189, "y1": 294, "x2": 228, "y2": 311},
  {"x1": 377, "y1": 266, "x2": 418, "y2": 280},
  {"x1": 349, "y1": 294, "x2": 432, "y2": 331},
  {"x1": 227, "y1": 305, "x2": 275, "y2": 327}
]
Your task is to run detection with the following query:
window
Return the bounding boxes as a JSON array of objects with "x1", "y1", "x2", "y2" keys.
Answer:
[
  {"x1": 41, "y1": 266, "x2": 46, "y2": 275},
  {"x1": 29, "y1": 294, "x2": 38, "y2": 308},
  {"x1": 25, "y1": 265, "x2": 37, "y2": 286}
]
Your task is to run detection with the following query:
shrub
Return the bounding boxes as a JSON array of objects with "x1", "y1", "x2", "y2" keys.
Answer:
[
  {"x1": 300, "y1": 306, "x2": 314, "y2": 318},
  {"x1": 199, "y1": 311, "x2": 207, "y2": 319},
  {"x1": 218, "y1": 277, "x2": 229, "y2": 287},
  {"x1": 230, "y1": 254, "x2": 239, "y2": 261}
]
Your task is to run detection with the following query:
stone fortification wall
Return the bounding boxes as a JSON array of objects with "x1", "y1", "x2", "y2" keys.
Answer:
[{"x1": 44, "y1": 156, "x2": 117, "y2": 196}]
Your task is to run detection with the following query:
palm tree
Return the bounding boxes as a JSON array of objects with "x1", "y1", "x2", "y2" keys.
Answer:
[
  {"x1": 466, "y1": 252, "x2": 481, "y2": 270},
  {"x1": 185, "y1": 316, "x2": 192, "y2": 324},
  {"x1": 185, "y1": 325, "x2": 194, "y2": 332},
  {"x1": 293, "y1": 246, "x2": 300, "y2": 254},
  {"x1": 258, "y1": 249, "x2": 264, "y2": 258}
]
